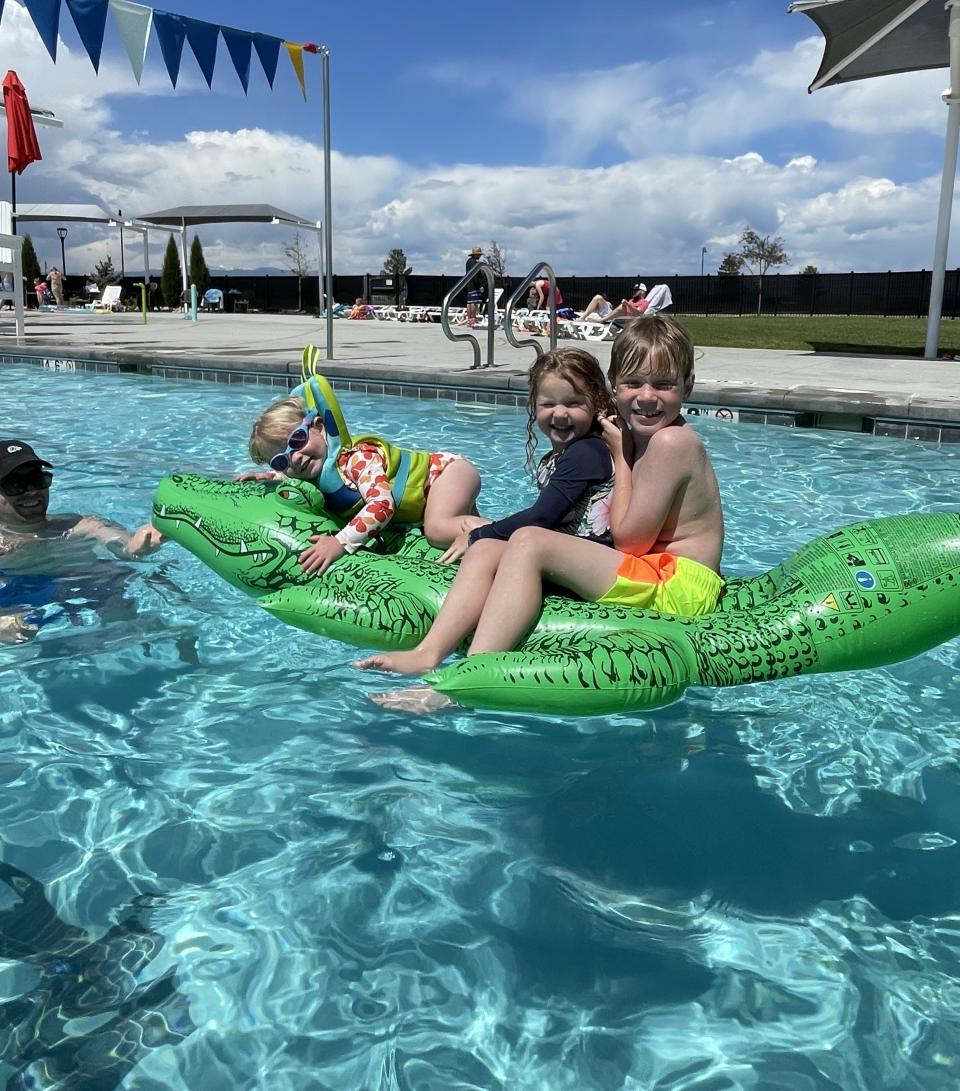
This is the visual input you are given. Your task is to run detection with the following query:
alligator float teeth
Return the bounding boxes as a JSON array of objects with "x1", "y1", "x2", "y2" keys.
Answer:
[
  {"x1": 159, "y1": 505, "x2": 166, "y2": 517},
  {"x1": 195, "y1": 516, "x2": 203, "y2": 529},
  {"x1": 239, "y1": 540, "x2": 248, "y2": 554}
]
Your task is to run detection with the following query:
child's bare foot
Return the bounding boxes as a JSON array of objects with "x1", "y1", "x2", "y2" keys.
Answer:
[
  {"x1": 370, "y1": 687, "x2": 457, "y2": 713},
  {"x1": 354, "y1": 648, "x2": 441, "y2": 675}
]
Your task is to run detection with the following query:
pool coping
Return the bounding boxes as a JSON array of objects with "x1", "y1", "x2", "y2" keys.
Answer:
[{"x1": 4, "y1": 341, "x2": 960, "y2": 443}]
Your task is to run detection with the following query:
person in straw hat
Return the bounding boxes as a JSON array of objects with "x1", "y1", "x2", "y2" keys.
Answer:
[{"x1": 464, "y1": 245, "x2": 486, "y2": 327}]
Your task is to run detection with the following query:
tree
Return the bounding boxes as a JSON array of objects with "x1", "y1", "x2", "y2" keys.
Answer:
[
  {"x1": 20, "y1": 235, "x2": 41, "y2": 303},
  {"x1": 92, "y1": 255, "x2": 120, "y2": 290},
  {"x1": 484, "y1": 240, "x2": 507, "y2": 280},
  {"x1": 283, "y1": 230, "x2": 310, "y2": 312},
  {"x1": 730, "y1": 228, "x2": 789, "y2": 314},
  {"x1": 800, "y1": 264, "x2": 818, "y2": 275},
  {"x1": 717, "y1": 252, "x2": 744, "y2": 276},
  {"x1": 382, "y1": 248, "x2": 411, "y2": 277},
  {"x1": 161, "y1": 235, "x2": 183, "y2": 309},
  {"x1": 189, "y1": 235, "x2": 210, "y2": 298}
]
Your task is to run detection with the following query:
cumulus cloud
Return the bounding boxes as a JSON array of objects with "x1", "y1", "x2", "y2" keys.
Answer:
[{"x1": 2, "y1": 2, "x2": 957, "y2": 276}]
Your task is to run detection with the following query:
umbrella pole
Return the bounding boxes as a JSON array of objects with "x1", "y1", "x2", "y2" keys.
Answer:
[
  {"x1": 10, "y1": 172, "x2": 16, "y2": 237},
  {"x1": 925, "y1": 1, "x2": 960, "y2": 359}
]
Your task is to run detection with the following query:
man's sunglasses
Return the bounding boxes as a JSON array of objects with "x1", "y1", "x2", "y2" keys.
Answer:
[
  {"x1": 0, "y1": 470, "x2": 53, "y2": 497},
  {"x1": 269, "y1": 411, "x2": 317, "y2": 473}
]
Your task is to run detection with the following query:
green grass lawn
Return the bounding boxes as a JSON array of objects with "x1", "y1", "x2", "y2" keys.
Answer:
[{"x1": 673, "y1": 315, "x2": 960, "y2": 355}]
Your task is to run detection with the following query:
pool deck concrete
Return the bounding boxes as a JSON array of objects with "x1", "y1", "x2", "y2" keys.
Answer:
[{"x1": 3, "y1": 310, "x2": 959, "y2": 431}]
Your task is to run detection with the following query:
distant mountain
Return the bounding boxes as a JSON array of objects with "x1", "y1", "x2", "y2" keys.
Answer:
[{"x1": 209, "y1": 266, "x2": 291, "y2": 276}]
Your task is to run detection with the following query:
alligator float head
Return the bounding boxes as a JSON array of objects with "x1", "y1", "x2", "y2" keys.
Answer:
[
  {"x1": 153, "y1": 473, "x2": 433, "y2": 599},
  {"x1": 152, "y1": 473, "x2": 340, "y2": 596}
]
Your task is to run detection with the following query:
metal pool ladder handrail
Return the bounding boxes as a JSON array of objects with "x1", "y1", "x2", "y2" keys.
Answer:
[
  {"x1": 503, "y1": 262, "x2": 559, "y2": 358},
  {"x1": 440, "y1": 262, "x2": 498, "y2": 369}
]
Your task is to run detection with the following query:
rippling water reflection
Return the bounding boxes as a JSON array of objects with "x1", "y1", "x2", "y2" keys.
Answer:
[{"x1": 1, "y1": 365, "x2": 959, "y2": 1089}]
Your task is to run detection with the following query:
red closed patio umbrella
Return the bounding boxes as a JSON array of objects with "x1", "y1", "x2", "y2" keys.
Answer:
[{"x1": 2, "y1": 70, "x2": 43, "y2": 236}]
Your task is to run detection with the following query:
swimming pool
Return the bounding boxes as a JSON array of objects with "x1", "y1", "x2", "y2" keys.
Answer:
[{"x1": 2, "y1": 363, "x2": 960, "y2": 1089}]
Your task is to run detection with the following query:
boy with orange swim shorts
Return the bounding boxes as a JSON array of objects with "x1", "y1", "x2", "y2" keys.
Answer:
[
  {"x1": 451, "y1": 316, "x2": 725, "y2": 651},
  {"x1": 363, "y1": 315, "x2": 725, "y2": 713}
]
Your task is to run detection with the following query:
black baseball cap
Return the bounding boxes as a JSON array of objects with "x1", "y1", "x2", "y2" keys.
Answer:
[{"x1": 0, "y1": 440, "x2": 52, "y2": 482}]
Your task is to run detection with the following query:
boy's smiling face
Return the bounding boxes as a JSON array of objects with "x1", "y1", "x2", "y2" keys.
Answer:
[{"x1": 614, "y1": 367, "x2": 692, "y2": 437}]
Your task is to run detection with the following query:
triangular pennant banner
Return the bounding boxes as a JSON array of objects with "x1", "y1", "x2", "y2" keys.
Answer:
[
  {"x1": 284, "y1": 41, "x2": 306, "y2": 101},
  {"x1": 152, "y1": 10, "x2": 188, "y2": 88},
  {"x1": 23, "y1": 0, "x2": 62, "y2": 61},
  {"x1": 109, "y1": 0, "x2": 152, "y2": 84},
  {"x1": 251, "y1": 32, "x2": 282, "y2": 89},
  {"x1": 221, "y1": 27, "x2": 253, "y2": 94},
  {"x1": 65, "y1": 0, "x2": 109, "y2": 72},
  {"x1": 184, "y1": 16, "x2": 218, "y2": 88}
]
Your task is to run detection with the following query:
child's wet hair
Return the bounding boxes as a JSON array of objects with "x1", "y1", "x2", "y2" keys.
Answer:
[
  {"x1": 249, "y1": 396, "x2": 308, "y2": 463},
  {"x1": 607, "y1": 316, "x2": 695, "y2": 387},
  {"x1": 524, "y1": 347, "x2": 614, "y2": 472}
]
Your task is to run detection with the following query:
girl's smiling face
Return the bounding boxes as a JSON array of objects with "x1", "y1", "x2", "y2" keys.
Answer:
[
  {"x1": 284, "y1": 419, "x2": 329, "y2": 480},
  {"x1": 615, "y1": 367, "x2": 692, "y2": 438},
  {"x1": 534, "y1": 373, "x2": 596, "y2": 451}
]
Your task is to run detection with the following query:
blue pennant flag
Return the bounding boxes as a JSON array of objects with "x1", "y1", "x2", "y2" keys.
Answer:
[
  {"x1": 65, "y1": 0, "x2": 109, "y2": 72},
  {"x1": 184, "y1": 16, "x2": 219, "y2": 88},
  {"x1": 23, "y1": 0, "x2": 62, "y2": 61},
  {"x1": 252, "y1": 32, "x2": 282, "y2": 89},
  {"x1": 221, "y1": 26, "x2": 253, "y2": 94},
  {"x1": 152, "y1": 10, "x2": 187, "y2": 87}
]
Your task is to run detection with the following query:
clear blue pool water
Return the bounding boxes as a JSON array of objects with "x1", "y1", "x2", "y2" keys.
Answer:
[{"x1": 1, "y1": 363, "x2": 960, "y2": 1090}]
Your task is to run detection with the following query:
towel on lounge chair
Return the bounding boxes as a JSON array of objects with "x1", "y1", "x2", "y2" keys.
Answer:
[{"x1": 644, "y1": 284, "x2": 673, "y2": 315}]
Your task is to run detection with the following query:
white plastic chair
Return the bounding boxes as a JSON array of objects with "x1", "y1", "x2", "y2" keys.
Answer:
[{"x1": 91, "y1": 284, "x2": 122, "y2": 312}]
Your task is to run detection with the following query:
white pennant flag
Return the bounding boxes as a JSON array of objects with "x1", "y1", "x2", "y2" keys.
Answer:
[{"x1": 108, "y1": 0, "x2": 154, "y2": 85}]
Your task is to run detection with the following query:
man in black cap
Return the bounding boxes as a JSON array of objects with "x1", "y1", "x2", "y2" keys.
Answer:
[{"x1": 0, "y1": 440, "x2": 163, "y2": 641}]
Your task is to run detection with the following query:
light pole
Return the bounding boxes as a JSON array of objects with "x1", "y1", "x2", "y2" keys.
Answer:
[
  {"x1": 56, "y1": 227, "x2": 68, "y2": 275},
  {"x1": 700, "y1": 246, "x2": 708, "y2": 277},
  {"x1": 118, "y1": 209, "x2": 125, "y2": 277}
]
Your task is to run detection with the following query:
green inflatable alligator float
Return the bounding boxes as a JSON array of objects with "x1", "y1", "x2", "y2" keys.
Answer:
[{"x1": 153, "y1": 472, "x2": 960, "y2": 716}]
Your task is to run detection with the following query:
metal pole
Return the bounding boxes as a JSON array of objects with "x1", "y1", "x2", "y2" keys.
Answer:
[
  {"x1": 316, "y1": 223, "x2": 323, "y2": 316},
  {"x1": 322, "y1": 48, "x2": 334, "y2": 359},
  {"x1": 180, "y1": 221, "x2": 188, "y2": 293},
  {"x1": 143, "y1": 227, "x2": 150, "y2": 301},
  {"x1": 925, "y1": 0, "x2": 960, "y2": 359},
  {"x1": 118, "y1": 209, "x2": 125, "y2": 277}
]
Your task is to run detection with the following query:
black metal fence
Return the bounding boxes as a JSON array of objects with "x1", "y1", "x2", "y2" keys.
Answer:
[{"x1": 113, "y1": 268, "x2": 960, "y2": 318}]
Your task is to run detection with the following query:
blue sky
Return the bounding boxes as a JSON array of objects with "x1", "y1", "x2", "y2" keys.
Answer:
[{"x1": 0, "y1": 0, "x2": 954, "y2": 278}]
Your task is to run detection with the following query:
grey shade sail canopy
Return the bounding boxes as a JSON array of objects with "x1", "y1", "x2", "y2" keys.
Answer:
[
  {"x1": 136, "y1": 204, "x2": 319, "y2": 229},
  {"x1": 793, "y1": 0, "x2": 949, "y2": 89},
  {"x1": 12, "y1": 203, "x2": 114, "y2": 223},
  {"x1": 792, "y1": 0, "x2": 960, "y2": 358}
]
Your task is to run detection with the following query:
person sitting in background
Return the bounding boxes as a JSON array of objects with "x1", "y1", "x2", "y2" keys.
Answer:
[
  {"x1": 348, "y1": 297, "x2": 371, "y2": 320},
  {"x1": 600, "y1": 283, "x2": 648, "y2": 324},
  {"x1": 578, "y1": 293, "x2": 613, "y2": 321}
]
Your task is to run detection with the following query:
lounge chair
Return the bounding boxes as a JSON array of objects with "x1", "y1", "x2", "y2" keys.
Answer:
[
  {"x1": 201, "y1": 288, "x2": 224, "y2": 312},
  {"x1": 90, "y1": 284, "x2": 122, "y2": 312},
  {"x1": 643, "y1": 284, "x2": 673, "y2": 316}
]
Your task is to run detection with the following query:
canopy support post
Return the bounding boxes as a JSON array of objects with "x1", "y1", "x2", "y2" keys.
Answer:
[
  {"x1": 322, "y1": 47, "x2": 334, "y2": 359},
  {"x1": 925, "y1": 0, "x2": 960, "y2": 359},
  {"x1": 180, "y1": 221, "x2": 188, "y2": 294}
]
